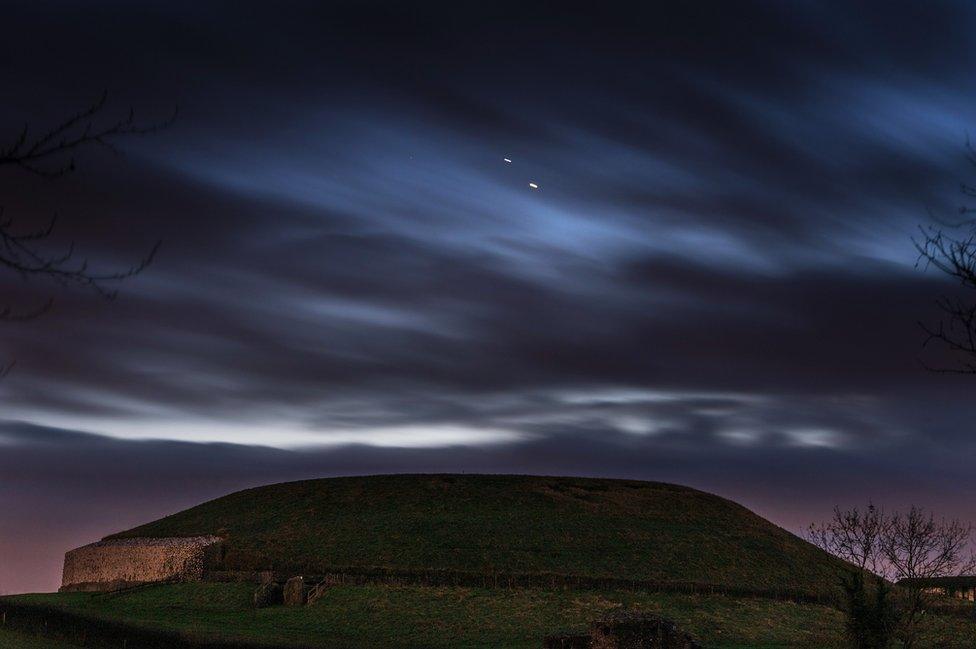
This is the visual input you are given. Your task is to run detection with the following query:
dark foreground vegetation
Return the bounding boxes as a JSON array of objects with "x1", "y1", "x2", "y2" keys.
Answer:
[
  {"x1": 0, "y1": 582, "x2": 850, "y2": 648},
  {"x1": 6, "y1": 582, "x2": 976, "y2": 649}
]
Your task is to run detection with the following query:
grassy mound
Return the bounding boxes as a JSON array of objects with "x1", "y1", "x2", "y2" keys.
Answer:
[{"x1": 110, "y1": 474, "x2": 843, "y2": 598}]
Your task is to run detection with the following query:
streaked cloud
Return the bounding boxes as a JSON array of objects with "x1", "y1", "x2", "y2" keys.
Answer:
[{"x1": 3, "y1": 0, "x2": 976, "y2": 593}]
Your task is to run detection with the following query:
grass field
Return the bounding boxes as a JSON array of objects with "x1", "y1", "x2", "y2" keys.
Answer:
[
  {"x1": 0, "y1": 627, "x2": 85, "y2": 648},
  {"x1": 109, "y1": 474, "x2": 847, "y2": 599},
  {"x1": 10, "y1": 582, "x2": 976, "y2": 648},
  {"x1": 7, "y1": 582, "x2": 849, "y2": 648}
]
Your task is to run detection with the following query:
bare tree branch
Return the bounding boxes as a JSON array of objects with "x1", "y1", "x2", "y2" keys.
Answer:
[
  {"x1": 0, "y1": 90, "x2": 177, "y2": 178},
  {"x1": 0, "y1": 207, "x2": 161, "y2": 299},
  {"x1": 914, "y1": 147, "x2": 976, "y2": 373},
  {"x1": 0, "y1": 92, "x2": 172, "y2": 371},
  {"x1": 808, "y1": 502, "x2": 885, "y2": 574}
]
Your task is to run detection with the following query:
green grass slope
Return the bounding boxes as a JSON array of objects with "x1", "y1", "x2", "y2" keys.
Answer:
[
  {"x1": 110, "y1": 474, "x2": 844, "y2": 599},
  {"x1": 5, "y1": 583, "x2": 850, "y2": 648},
  {"x1": 0, "y1": 628, "x2": 84, "y2": 648},
  {"x1": 10, "y1": 583, "x2": 976, "y2": 649}
]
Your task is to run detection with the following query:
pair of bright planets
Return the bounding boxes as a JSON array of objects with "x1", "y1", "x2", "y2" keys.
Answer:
[{"x1": 504, "y1": 157, "x2": 539, "y2": 189}]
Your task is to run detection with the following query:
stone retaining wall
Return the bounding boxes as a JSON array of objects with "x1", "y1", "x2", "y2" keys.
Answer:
[
  {"x1": 202, "y1": 567, "x2": 837, "y2": 605},
  {"x1": 61, "y1": 536, "x2": 222, "y2": 592}
]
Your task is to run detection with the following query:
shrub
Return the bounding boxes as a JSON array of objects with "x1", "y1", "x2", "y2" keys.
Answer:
[{"x1": 841, "y1": 570, "x2": 898, "y2": 649}]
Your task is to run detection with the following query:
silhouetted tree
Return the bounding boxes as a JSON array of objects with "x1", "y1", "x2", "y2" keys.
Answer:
[
  {"x1": 809, "y1": 504, "x2": 898, "y2": 649},
  {"x1": 840, "y1": 570, "x2": 899, "y2": 649},
  {"x1": 811, "y1": 504, "x2": 975, "y2": 648},
  {"x1": 881, "y1": 507, "x2": 975, "y2": 649},
  {"x1": 0, "y1": 92, "x2": 173, "y2": 374},
  {"x1": 916, "y1": 142, "x2": 976, "y2": 373},
  {"x1": 809, "y1": 503, "x2": 886, "y2": 573}
]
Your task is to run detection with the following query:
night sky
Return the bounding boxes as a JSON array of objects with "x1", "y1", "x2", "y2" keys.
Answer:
[{"x1": 3, "y1": 1, "x2": 976, "y2": 594}]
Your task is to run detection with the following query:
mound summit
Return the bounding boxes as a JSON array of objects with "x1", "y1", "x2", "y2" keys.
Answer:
[{"x1": 103, "y1": 474, "x2": 842, "y2": 599}]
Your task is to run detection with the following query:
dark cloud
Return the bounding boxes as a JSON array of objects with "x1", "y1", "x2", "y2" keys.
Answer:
[{"x1": 3, "y1": 0, "x2": 976, "y2": 593}]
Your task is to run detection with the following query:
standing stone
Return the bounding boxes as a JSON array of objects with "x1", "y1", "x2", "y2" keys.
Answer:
[{"x1": 283, "y1": 576, "x2": 309, "y2": 606}]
